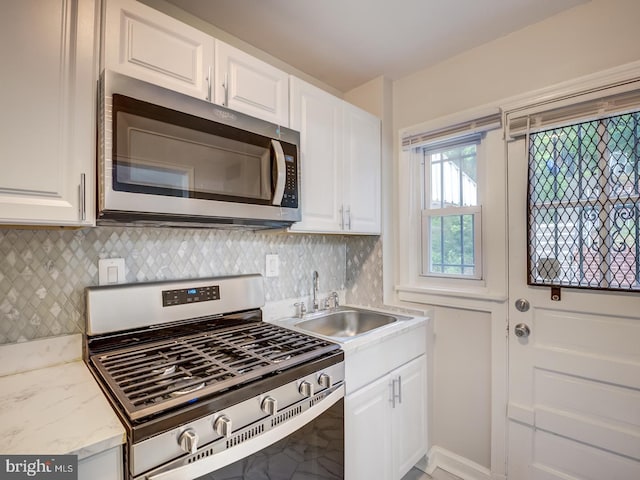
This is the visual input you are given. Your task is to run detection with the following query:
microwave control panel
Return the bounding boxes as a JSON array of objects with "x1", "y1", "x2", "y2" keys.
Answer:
[{"x1": 280, "y1": 153, "x2": 298, "y2": 208}]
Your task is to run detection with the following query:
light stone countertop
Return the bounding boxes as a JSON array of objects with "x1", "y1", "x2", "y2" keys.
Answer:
[{"x1": 0, "y1": 335, "x2": 125, "y2": 460}]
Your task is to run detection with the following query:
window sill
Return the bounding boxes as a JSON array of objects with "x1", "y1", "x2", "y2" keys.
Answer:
[{"x1": 395, "y1": 284, "x2": 507, "y2": 304}]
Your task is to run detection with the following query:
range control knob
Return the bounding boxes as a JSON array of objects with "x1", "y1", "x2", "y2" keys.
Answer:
[
  {"x1": 213, "y1": 415, "x2": 232, "y2": 438},
  {"x1": 261, "y1": 396, "x2": 278, "y2": 416},
  {"x1": 299, "y1": 380, "x2": 314, "y2": 398},
  {"x1": 178, "y1": 429, "x2": 199, "y2": 455},
  {"x1": 318, "y1": 373, "x2": 332, "y2": 389}
]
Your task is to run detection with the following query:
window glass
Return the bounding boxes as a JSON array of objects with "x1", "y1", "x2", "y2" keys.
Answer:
[
  {"x1": 528, "y1": 111, "x2": 640, "y2": 290},
  {"x1": 422, "y1": 141, "x2": 481, "y2": 279}
]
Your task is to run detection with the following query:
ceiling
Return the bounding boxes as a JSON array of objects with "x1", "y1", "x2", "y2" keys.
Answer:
[{"x1": 165, "y1": 0, "x2": 589, "y2": 92}]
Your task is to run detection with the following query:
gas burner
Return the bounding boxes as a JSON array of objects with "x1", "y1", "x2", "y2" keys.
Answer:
[
  {"x1": 151, "y1": 364, "x2": 177, "y2": 384},
  {"x1": 151, "y1": 364, "x2": 176, "y2": 375},
  {"x1": 168, "y1": 377, "x2": 205, "y2": 397},
  {"x1": 261, "y1": 347, "x2": 292, "y2": 363}
]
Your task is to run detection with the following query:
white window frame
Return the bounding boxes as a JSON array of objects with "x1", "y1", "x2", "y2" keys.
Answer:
[
  {"x1": 420, "y1": 138, "x2": 483, "y2": 280},
  {"x1": 394, "y1": 108, "x2": 506, "y2": 303}
]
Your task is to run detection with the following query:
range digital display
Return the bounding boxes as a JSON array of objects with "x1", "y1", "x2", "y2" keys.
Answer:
[{"x1": 162, "y1": 285, "x2": 220, "y2": 307}]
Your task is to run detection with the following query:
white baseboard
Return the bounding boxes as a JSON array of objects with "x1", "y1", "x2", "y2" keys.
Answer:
[{"x1": 425, "y1": 446, "x2": 492, "y2": 480}]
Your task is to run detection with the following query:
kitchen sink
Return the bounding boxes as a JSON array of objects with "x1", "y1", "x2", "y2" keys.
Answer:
[{"x1": 295, "y1": 308, "x2": 401, "y2": 338}]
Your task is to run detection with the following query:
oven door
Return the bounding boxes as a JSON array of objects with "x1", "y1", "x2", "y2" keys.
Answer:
[{"x1": 141, "y1": 386, "x2": 344, "y2": 480}]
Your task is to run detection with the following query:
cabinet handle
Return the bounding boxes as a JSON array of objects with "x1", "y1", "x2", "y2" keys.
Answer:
[
  {"x1": 346, "y1": 207, "x2": 351, "y2": 230},
  {"x1": 339, "y1": 206, "x2": 345, "y2": 230},
  {"x1": 79, "y1": 173, "x2": 86, "y2": 221},
  {"x1": 389, "y1": 378, "x2": 397, "y2": 408},
  {"x1": 397, "y1": 375, "x2": 402, "y2": 405},
  {"x1": 206, "y1": 65, "x2": 212, "y2": 102},
  {"x1": 223, "y1": 73, "x2": 229, "y2": 106}
]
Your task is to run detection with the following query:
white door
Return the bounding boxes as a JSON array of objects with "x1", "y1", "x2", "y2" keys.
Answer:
[{"x1": 507, "y1": 139, "x2": 640, "y2": 479}]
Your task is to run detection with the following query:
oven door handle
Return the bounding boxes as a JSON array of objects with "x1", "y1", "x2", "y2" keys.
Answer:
[
  {"x1": 271, "y1": 139, "x2": 286, "y2": 206},
  {"x1": 145, "y1": 385, "x2": 344, "y2": 480}
]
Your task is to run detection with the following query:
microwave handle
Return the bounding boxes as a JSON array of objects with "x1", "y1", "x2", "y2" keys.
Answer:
[{"x1": 271, "y1": 140, "x2": 286, "y2": 206}]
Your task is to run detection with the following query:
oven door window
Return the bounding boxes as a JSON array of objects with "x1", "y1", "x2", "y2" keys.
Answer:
[{"x1": 113, "y1": 96, "x2": 275, "y2": 205}]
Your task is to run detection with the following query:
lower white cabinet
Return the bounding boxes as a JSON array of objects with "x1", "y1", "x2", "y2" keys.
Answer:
[
  {"x1": 78, "y1": 446, "x2": 123, "y2": 480},
  {"x1": 345, "y1": 355, "x2": 427, "y2": 480}
]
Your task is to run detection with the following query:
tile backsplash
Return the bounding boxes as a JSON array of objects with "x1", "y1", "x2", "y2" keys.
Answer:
[{"x1": 0, "y1": 227, "x2": 382, "y2": 344}]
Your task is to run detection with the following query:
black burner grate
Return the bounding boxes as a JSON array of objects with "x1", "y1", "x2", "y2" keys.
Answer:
[{"x1": 91, "y1": 321, "x2": 339, "y2": 420}]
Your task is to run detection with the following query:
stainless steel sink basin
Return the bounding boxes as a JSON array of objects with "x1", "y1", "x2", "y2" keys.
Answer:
[{"x1": 295, "y1": 309, "x2": 399, "y2": 338}]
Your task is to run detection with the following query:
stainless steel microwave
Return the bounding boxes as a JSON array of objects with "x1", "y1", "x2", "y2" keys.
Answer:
[{"x1": 97, "y1": 71, "x2": 301, "y2": 228}]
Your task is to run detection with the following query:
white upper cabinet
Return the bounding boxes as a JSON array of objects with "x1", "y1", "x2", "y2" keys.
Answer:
[
  {"x1": 104, "y1": 0, "x2": 289, "y2": 125},
  {"x1": 343, "y1": 103, "x2": 381, "y2": 234},
  {"x1": 289, "y1": 77, "x2": 381, "y2": 234},
  {"x1": 289, "y1": 77, "x2": 344, "y2": 233},
  {"x1": 0, "y1": 0, "x2": 98, "y2": 226},
  {"x1": 104, "y1": 0, "x2": 214, "y2": 100},
  {"x1": 215, "y1": 41, "x2": 289, "y2": 126}
]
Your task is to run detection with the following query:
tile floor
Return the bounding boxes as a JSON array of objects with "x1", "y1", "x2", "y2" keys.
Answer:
[{"x1": 401, "y1": 467, "x2": 462, "y2": 480}]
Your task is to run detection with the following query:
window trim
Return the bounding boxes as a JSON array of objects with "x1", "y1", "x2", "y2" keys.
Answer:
[{"x1": 395, "y1": 113, "x2": 506, "y2": 304}]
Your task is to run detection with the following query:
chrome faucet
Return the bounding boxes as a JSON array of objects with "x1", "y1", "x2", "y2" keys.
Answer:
[{"x1": 312, "y1": 270, "x2": 319, "y2": 312}]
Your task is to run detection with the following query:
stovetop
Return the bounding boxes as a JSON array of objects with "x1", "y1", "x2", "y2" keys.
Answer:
[{"x1": 89, "y1": 318, "x2": 340, "y2": 421}]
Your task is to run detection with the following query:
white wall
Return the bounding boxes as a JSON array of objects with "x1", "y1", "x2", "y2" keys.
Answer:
[
  {"x1": 391, "y1": 0, "x2": 640, "y2": 477},
  {"x1": 394, "y1": 0, "x2": 640, "y2": 129}
]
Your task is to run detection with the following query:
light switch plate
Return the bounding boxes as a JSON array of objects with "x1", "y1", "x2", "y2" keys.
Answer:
[
  {"x1": 98, "y1": 258, "x2": 126, "y2": 285},
  {"x1": 265, "y1": 254, "x2": 279, "y2": 277}
]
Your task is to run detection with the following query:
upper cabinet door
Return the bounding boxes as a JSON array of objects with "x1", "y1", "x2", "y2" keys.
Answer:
[
  {"x1": 289, "y1": 77, "x2": 343, "y2": 233},
  {"x1": 343, "y1": 104, "x2": 381, "y2": 234},
  {"x1": 104, "y1": 0, "x2": 214, "y2": 100},
  {"x1": 0, "y1": 0, "x2": 97, "y2": 226},
  {"x1": 215, "y1": 41, "x2": 289, "y2": 126}
]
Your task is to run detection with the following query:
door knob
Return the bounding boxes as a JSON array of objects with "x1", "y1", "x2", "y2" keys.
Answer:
[
  {"x1": 515, "y1": 298, "x2": 530, "y2": 312},
  {"x1": 514, "y1": 323, "x2": 531, "y2": 338}
]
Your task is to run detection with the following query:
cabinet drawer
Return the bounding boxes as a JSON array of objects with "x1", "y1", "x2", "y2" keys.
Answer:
[{"x1": 345, "y1": 324, "x2": 427, "y2": 394}]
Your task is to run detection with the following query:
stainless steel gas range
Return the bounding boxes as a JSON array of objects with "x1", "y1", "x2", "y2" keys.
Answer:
[{"x1": 84, "y1": 274, "x2": 345, "y2": 480}]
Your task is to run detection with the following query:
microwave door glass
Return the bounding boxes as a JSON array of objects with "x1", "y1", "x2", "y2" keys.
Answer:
[{"x1": 114, "y1": 111, "x2": 273, "y2": 204}]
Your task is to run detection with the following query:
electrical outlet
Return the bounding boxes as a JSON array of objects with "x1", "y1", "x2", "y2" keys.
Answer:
[
  {"x1": 265, "y1": 254, "x2": 279, "y2": 277},
  {"x1": 98, "y1": 258, "x2": 126, "y2": 285}
]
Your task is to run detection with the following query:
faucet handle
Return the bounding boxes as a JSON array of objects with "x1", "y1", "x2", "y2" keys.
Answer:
[
  {"x1": 294, "y1": 302, "x2": 307, "y2": 318},
  {"x1": 329, "y1": 291, "x2": 339, "y2": 309}
]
